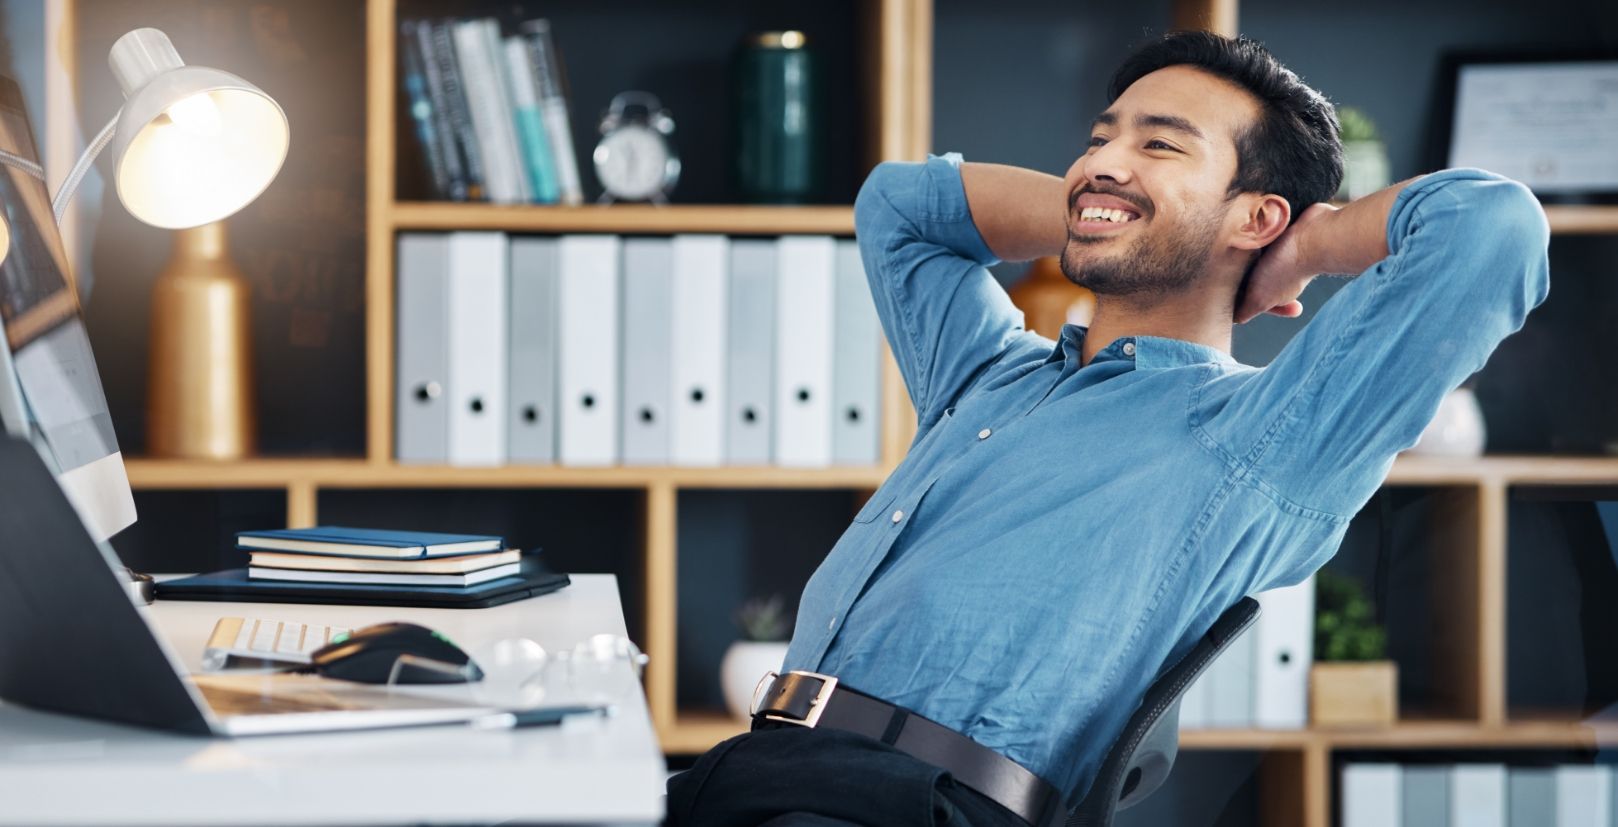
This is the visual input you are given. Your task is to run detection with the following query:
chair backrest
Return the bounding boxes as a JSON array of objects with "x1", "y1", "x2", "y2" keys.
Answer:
[{"x1": 1065, "y1": 597, "x2": 1262, "y2": 827}]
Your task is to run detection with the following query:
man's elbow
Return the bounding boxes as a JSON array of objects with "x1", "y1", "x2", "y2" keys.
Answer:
[{"x1": 1454, "y1": 176, "x2": 1552, "y2": 317}]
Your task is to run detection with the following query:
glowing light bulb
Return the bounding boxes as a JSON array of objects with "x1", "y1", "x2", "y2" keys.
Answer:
[{"x1": 164, "y1": 92, "x2": 222, "y2": 137}]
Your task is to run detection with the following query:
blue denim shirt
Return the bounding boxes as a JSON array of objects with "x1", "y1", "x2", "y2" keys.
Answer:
[{"x1": 783, "y1": 154, "x2": 1550, "y2": 804}]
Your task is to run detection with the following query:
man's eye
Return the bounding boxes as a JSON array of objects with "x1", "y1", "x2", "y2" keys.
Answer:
[
  {"x1": 1087, "y1": 136, "x2": 1107, "y2": 148},
  {"x1": 1146, "y1": 140, "x2": 1176, "y2": 151}
]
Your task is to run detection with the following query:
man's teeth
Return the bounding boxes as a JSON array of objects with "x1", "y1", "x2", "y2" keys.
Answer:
[{"x1": 1079, "y1": 207, "x2": 1138, "y2": 224}]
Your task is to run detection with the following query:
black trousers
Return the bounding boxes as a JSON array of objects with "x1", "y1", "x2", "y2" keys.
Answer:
[{"x1": 665, "y1": 725, "x2": 1029, "y2": 827}]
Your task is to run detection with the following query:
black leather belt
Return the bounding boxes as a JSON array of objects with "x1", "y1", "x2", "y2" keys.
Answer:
[{"x1": 751, "y1": 670, "x2": 1064, "y2": 827}]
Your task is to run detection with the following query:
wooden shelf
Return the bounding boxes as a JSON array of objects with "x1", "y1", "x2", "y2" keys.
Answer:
[
  {"x1": 390, "y1": 203, "x2": 856, "y2": 235},
  {"x1": 662, "y1": 712, "x2": 1618, "y2": 755},
  {"x1": 123, "y1": 458, "x2": 888, "y2": 491},
  {"x1": 1544, "y1": 205, "x2": 1618, "y2": 235},
  {"x1": 124, "y1": 454, "x2": 1618, "y2": 490},
  {"x1": 1385, "y1": 453, "x2": 1618, "y2": 486}
]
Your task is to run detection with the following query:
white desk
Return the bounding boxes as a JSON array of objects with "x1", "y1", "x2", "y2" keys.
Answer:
[{"x1": 0, "y1": 574, "x2": 665, "y2": 826}]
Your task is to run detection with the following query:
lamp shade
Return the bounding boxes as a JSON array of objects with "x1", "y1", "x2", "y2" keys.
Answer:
[{"x1": 106, "y1": 29, "x2": 288, "y2": 229}]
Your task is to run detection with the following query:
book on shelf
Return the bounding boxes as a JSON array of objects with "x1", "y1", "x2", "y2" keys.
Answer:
[
  {"x1": 247, "y1": 548, "x2": 521, "y2": 575},
  {"x1": 420, "y1": 20, "x2": 485, "y2": 201},
  {"x1": 236, "y1": 527, "x2": 504, "y2": 559},
  {"x1": 398, "y1": 15, "x2": 581, "y2": 205},
  {"x1": 248, "y1": 562, "x2": 522, "y2": 587}
]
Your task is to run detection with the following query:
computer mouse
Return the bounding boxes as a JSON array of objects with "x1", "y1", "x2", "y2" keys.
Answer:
[{"x1": 309, "y1": 622, "x2": 485, "y2": 684}]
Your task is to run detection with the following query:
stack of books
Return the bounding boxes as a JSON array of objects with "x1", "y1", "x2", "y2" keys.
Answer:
[
  {"x1": 397, "y1": 16, "x2": 582, "y2": 205},
  {"x1": 238, "y1": 527, "x2": 518, "y2": 589}
]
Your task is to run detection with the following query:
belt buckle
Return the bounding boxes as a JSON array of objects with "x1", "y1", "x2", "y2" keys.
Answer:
[{"x1": 757, "y1": 670, "x2": 839, "y2": 728}]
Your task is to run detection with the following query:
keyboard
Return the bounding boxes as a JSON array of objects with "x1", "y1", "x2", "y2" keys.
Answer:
[{"x1": 202, "y1": 616, "x2": 353, "y2": 671}]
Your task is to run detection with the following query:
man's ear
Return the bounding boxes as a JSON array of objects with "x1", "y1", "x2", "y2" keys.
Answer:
[{"x1": 1229, "y1": 193, "x2": 1291, "y2": 252}]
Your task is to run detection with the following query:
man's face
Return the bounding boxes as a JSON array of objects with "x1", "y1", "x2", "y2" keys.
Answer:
[{"x1": 1059, "y1": 65, "x2": 1261, "y2": 299}]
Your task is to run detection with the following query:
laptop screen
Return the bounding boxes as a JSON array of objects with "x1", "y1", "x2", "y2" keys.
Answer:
[{"x1": 0, "y1": 73, "x2": 134, "y2": 540}]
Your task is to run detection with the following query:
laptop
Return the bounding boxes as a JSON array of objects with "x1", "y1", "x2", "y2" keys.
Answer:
[{"x1": 0, "y1": 435, "x2": 496, "y2": 736}]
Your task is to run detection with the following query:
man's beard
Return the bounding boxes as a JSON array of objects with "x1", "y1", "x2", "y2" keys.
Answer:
[{"x1": 1059, "y1": 208, "x2": 1222, "y2": 299}]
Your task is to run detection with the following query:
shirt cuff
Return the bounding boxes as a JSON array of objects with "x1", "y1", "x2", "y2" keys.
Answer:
[
  {"x1": 921, "y1": 153, "x2": 1001, "y2": 268},
  {"x1": 1384, "y1": 167, "x2": 1514, "y2": 256}
]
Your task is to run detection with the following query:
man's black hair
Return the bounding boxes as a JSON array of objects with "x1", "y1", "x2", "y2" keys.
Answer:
[{"x1": 1109, "y1": 31, "x2": 1345, "y2": 225}]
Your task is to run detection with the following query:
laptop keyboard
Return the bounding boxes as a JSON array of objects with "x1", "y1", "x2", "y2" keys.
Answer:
[{"x1": 202, "y1": 616, "x2": 352, "y2": 671}]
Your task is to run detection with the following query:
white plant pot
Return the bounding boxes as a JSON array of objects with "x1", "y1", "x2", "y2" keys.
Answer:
[
  {"x1": 1409, "y1": 387, "x2": 1486, "y2": 457},
  {"x1": 720, "y1": 641, "x2": 789, "y2": 720},
  {"x1": 1340, "y1": 141, "x2": 1390, "y2": 201}
]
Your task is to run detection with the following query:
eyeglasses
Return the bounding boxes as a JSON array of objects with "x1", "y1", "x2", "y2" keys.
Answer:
[{"x1": 452, "y1": 634, "x2": 649, "y2": 708}]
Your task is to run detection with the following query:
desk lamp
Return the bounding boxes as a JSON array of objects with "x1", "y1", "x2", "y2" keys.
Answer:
[{"x1": 67, "y1": 28, "x2": 289, "y2": 460}]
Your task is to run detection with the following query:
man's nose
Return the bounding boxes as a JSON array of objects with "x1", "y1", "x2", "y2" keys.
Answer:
[{"x1": 1083, "y1": 142, "x2": 1134, "y2": 188}]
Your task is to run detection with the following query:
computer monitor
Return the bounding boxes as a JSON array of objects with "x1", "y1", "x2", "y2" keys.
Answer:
[{"x1": 0, "y1": 73, "x2": 135, "y2": 542}]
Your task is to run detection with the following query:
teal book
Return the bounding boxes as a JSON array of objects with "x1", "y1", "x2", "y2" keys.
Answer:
[
  {"x1": 236, "y1": 527, "x2": 505, "y2": 559},
  {"x1": 502, "y1": 35, "x2": 559, "y2": 203}
]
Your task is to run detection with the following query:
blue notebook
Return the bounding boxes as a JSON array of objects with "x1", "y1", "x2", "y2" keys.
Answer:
[{"x1": 235, "y1": 527, "x2": 505, "y2": 559}]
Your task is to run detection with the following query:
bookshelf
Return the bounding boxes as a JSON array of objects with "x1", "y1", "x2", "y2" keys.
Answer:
[{"x1": 81, "y1": 0, "x2": 1614, "y2": 824}]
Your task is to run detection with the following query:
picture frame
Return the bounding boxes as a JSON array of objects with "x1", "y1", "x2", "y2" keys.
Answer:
[{"x1": 1431, "y1": 50, "x2": 1618, "y2": 204}]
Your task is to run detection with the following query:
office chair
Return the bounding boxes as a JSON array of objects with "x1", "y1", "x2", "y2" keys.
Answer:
[{"x1": 1066, "y1": 597, "x2": 1263, "y2": 827}]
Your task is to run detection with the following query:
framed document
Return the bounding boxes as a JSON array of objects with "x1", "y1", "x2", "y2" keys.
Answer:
[{"x1": 1435, "y1": 51, "x2": 1618, "y2": 203}]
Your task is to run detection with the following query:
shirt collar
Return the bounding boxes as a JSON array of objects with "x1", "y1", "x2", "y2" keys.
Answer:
[{"x1": 1044, "y1": 324, "x2": 1237, "y2": 369}]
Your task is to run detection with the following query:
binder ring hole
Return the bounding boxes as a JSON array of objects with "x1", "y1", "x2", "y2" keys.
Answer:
[
  {"x1": 415, "y1": 382, "x2": 441, "y2": 402},
  {"x1": 639, "y1": 407, "x2": 656, "y2": 424},
  {"x1": 469, "y1": 397, "x2": 485, "y2": 414},
  {"x1": 796, "y1": 388, "x2": 811, "y2": 403},
  {"x1": 742, "y1": 407, "x2": 758, "y2": 424},
  {"x1": 582, "y1": 394, "x2": 596, "y2": 409},
  {"x1": 690, "y1": 387, "x2": 705, "y2": 404},
  {"x1": 523, "y1": 405, "x2": 540, "y2": 424},
  {"x1": 846, "y1": 407, "x2": 861, "y2": 423}
]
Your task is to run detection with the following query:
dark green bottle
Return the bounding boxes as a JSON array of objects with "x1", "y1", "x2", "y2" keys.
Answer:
[{"x1": 733, "y1": 31, "x2": 822, "y2": 204}]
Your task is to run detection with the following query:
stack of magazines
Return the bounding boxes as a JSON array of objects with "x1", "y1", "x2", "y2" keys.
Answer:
[
  {"x1": 398, "y1": 16, "x2": 582, "y2": 205},
  {"x1": 238, "y1": 527, "x2": 519, "y2": 588}
]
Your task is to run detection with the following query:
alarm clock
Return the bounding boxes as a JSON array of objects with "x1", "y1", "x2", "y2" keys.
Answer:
[{"x1": 593, "y1": 91, "x2": 681, "y2": 204}]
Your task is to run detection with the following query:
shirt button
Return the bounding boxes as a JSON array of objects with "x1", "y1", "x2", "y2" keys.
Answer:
[
  {"x1": 978, "y1": 428, "x2": 992, "y2": 440},
  {"x1": 891, "y1": 509, "x2": 904, "y2": 524},
  {"x1": 1122, "y1": 342, "x2": 1136, "y2": 357}
]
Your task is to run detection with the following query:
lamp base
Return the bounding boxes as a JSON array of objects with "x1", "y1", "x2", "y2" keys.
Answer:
[{"x1": 146, "y1": 221, "x2": 256, "y2": 459}]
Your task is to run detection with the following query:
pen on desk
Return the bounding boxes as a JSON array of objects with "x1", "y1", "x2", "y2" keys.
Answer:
[{"x1": 471, "y1": 704, "x2": 614, "y2": 730}]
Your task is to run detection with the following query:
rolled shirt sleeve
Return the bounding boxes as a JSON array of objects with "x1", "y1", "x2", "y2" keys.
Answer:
[
  {"x1": 1198, "y1": 169, "x2": 1550, "y2": 580},
  {"x1": 854, "y1": 154, "x2": 1034, "y2": 430}
]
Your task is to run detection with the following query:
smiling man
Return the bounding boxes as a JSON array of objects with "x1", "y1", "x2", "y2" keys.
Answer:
[{"x1": 667, "y1": 31, "x2": 1550, "y2": 827}]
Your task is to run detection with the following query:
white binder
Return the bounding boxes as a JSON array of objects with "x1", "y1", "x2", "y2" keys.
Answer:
[
  {"x1": 508, "y1": 237, "x2": 559, "y2": 464},
  {"x1": 394, "y1": 233, "x2": 450, "y2": 464},
  {"x1": 726, "y1": 239, "x2": 776, "y2": 465},
  {"x1": 446, "y1": 232, "x2": 508, "y2": 466},
  {"x1": 621, "y1": 238, "x2": 673, "y2": 466},
  {"x1": 1343, "y1": 764, "x2": 1402, "y2": 827},
  {"x1": 558, "y1": 235, "x2": 621, "y2": 466},
  {"x1": 773, "y1": 236, "x2": 835, "y2": 467},
  {"x1": 1557, "y1": 766, "x2": 1611, "y2": 827},
  {"x1": 831, "y1": 239, "x2": 880, "y2": 465},
  {"x1": 1450, "y1": 764, "x2": 1506, "y2": 827},
  {"x1": 670, "y1": 235, "x2": 728, "y2": 466},
  {"x1": 1253, "y1": 576, "x2": 1315, "y2": 728},
  {"x1": 1205, "y1": 623, "x2": 1254, "y2": 728}
]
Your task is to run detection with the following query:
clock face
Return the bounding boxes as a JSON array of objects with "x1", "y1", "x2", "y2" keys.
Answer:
[{"x1": 593, "y1": 124, "x2": 671, "y2": 201}]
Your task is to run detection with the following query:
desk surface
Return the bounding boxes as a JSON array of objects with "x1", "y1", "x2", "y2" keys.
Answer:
[{"x1": 0, "y1": 574, "x2": 665, "y2": 826}]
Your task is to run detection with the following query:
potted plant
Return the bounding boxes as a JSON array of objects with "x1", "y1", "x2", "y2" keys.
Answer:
[
  {"x1": 720, "y1": 595, "x2": 793, "y2": 720},
  {"x1": 1335, "y1": 106, "x2": 1391, "y2": 201},
  {"x1": 1310, "y1": 570, "x2": 1398, "y2": 727}
]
